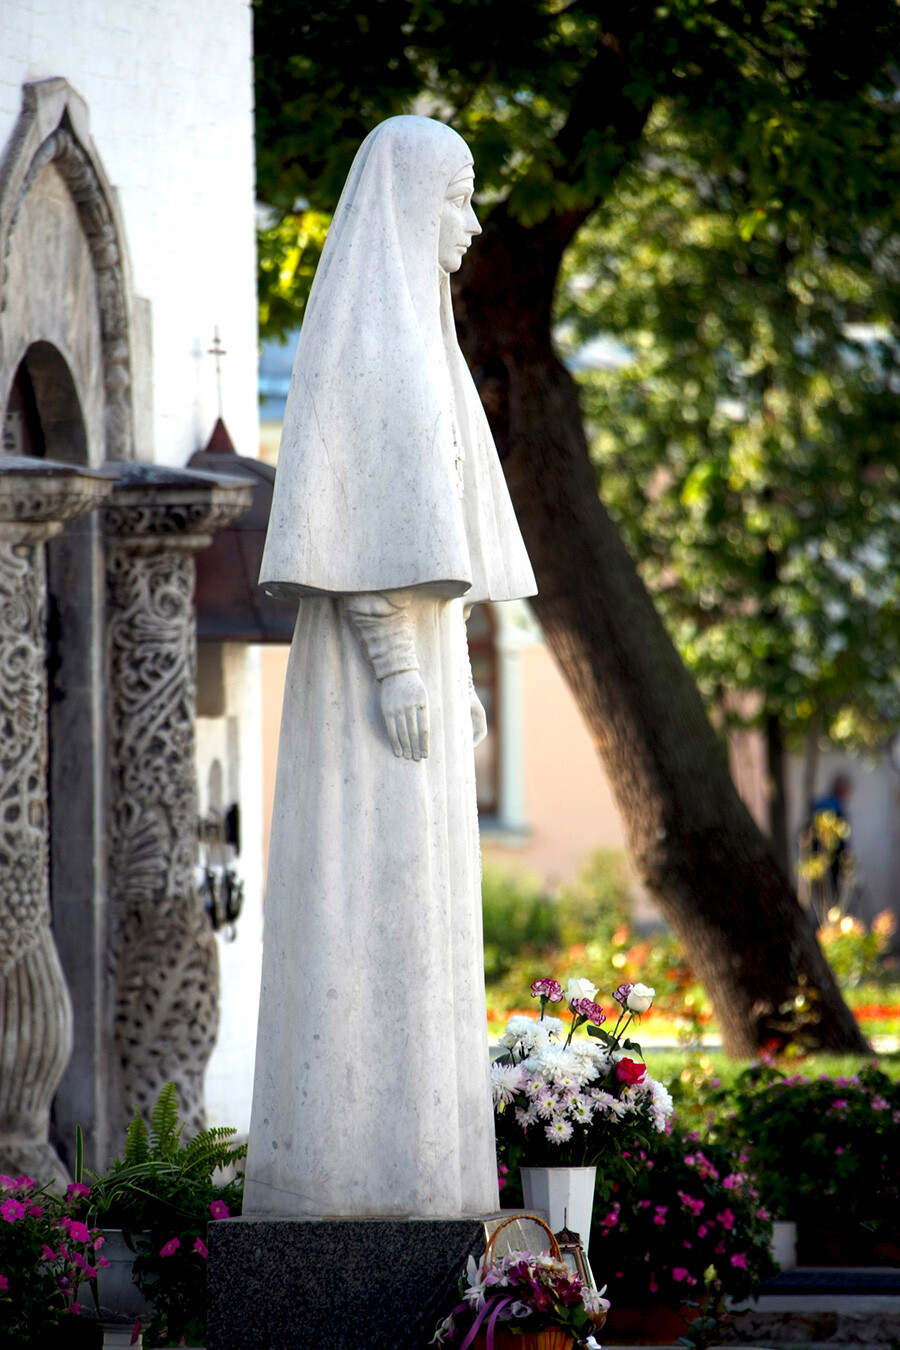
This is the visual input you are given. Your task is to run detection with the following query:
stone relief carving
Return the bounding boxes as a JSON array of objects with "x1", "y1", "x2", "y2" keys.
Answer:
[
  {"x1": 0, "y1": 463, "x2": 112, "y2": 1186},
  {"x1": 0, "y1": 81, "x2": 133, "y2": 460},
  {"x1": 103, "y1": 472, "x2": 252, "y2": 1136}
]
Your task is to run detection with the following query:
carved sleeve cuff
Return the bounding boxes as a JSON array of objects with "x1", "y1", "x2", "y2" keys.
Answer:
[{"x1": 344, "y1": 591, "x2": 420, "y2": 681}]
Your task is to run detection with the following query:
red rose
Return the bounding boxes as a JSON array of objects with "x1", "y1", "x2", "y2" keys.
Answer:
[{"x1": 615, "y1": 1057, "x2": 646, "y2": 1085}]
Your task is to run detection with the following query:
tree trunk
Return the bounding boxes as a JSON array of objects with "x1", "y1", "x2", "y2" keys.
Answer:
[
  {"x1": 764, "y1": 713, "x2": 791, "y2": 881},
  {"x1": 455, "y1": 211, "x2": 868, "y2": 1056}
]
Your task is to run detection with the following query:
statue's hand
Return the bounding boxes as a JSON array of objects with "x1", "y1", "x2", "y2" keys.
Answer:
[
  {"x1": 380, "y1": 670, "x2": 430, "y2": 760},
  {"x1": 470, "y1": 687, "x2": 488, "y2": 747}
]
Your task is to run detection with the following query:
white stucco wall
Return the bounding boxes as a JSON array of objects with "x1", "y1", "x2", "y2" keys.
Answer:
[{"x1": 0, "y1": 0, "x2": 259, "y2": 464}]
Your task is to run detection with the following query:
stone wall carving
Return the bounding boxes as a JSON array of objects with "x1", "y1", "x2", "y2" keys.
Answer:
[
  {"x1": 104, "y1": 468, "x2": 252, "y2": 1136},
  {"x1": 0, "y1": 460, "x2": 112, "y2": 1186},
  {"x1": 0, "y1": 80, "x2": 133, "y2": 460}
]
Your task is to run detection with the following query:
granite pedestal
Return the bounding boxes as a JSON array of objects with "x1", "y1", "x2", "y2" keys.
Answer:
[{"x1": 207, "y1": 1216, "x2": 484, "y2": 1349}]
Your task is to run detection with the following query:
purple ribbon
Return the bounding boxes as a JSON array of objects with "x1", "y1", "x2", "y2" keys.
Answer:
[{"x1": 458, "y1": 1295, "x2": 512, "y2": 1350}]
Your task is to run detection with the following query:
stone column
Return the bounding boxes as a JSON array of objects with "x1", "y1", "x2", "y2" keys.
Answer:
[
  {"x1": 0, "y1": 458, "x2": 112, "y2": 1185},
  {"x1": 102, "y1": 465, "x2": 251, "y2": 1137}
]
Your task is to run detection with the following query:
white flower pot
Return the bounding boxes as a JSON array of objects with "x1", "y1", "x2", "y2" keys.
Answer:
[
  {"x1": 520, "y1": 1165, "x2": 597, "y2": 1257},
  {"x1": 78, "y1": 1228, "x2": 153, "y2": 1343},
  {"x1": 771, "y1": 1219, "x2": 798, "y2": 1270}
]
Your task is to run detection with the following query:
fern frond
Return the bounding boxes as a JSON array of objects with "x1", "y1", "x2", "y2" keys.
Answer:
[
  {"x1": 123, "y1": 1115, "x2": 150, "y2": 1166},
  {"x1": 149, "y1": 1082, "x2": 182, "y2": 1161}
]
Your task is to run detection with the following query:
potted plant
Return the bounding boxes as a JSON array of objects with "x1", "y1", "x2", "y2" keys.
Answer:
[
  {"x1": 492, "y1": 976, "x2": 673, "y2": 1252},
  {"x1": 592, "y1": 1123, "x2": 777, "y2": 1342},
  {"x1": 0, "y1": 1171, "x2": 107, "y2": 1346},
  {"x1": 709, "y1": 1060, "x2": 900, "y2": 1265},
  {"x1": 85, "y1": 1082, "x2": 246, "y2": 1347},
  {"x1": 431, "y1": 1214, "x2": 609, "y2": 1349}
]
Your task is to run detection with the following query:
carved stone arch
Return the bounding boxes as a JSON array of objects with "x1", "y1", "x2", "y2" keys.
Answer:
[{"x1": 0, "y1": 78, "x2": 135, "y2": 462}]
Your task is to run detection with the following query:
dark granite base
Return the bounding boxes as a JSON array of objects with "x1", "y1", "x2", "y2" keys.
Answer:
[{"x1": 206, "y1": 1216, "x2": 486, "y2": 1350}]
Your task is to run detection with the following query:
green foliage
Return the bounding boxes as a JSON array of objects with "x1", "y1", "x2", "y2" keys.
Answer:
[
  {"x1": 704, "y1": 1061, "x2": 900, "y2": 1253},
  {"x1": 558, "y1": 112, "x2": 900, "y2": 755},
  {"x1": 253, "y1": 0, "x2": 900, "y2": 338},
  {"x1": 88, "y1": 1085, "x2": 245, "y2": 1348}
]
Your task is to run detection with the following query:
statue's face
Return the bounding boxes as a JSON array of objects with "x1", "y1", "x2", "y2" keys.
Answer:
[{"x1": 438, "y1": 166, "x2": 481, "y2": 273}]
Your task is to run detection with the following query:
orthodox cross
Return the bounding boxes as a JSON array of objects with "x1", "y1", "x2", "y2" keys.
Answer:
[{"x1": 208, "y1": 327, "x2": 227, "y2": 418}]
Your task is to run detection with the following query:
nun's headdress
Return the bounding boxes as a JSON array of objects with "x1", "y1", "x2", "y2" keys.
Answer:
[{"x1": 260, "y1": 114, "x2": 536, "y2": 604}]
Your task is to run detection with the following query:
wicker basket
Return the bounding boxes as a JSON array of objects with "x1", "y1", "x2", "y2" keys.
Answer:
[{"x1": 471, "y1": 1214, "x2": 576, "y2": 1350}]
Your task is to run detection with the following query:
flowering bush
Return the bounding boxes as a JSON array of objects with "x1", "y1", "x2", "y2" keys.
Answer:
[
  {"x1": 593, "y1": 1125, "x2": 776, "y2": 1322},
  {"x1": 432, "y1": 1246, "x2": 609, "y2": 1346},
  {"x1": 708, "y1": 1061, "x2": 900, "y2": 1258},
  {"x1": 87, "y1": 1083, "x2": 245, "y2": 1347},
  {"x1": 0, "y1": 1174, "x2": 107, "y2": 1346},
  {"x1": 492, "y1": 976, "x2": 673, "y2": 1181}
]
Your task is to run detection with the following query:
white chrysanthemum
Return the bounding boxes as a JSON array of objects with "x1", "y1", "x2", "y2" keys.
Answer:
[
  {"x1": 546, "y1": 1117, "x2": 574, "y2": 1143},
  {"x1": 569, "y1": 1094, "x2": 593, "y2": 1122},
  {"x1": 647, "y1": 1077, "x2": 674, "y2": 1130},
  {"x1": 491, "y1": 1061, "x2": 528, "y2": 1105},
  {"x1": 515, "y1": 1103, "x2": 539, "y2": 1128},
  {"x1": 534, "y1": 1091, "x2": 558, "y2": 1119}
]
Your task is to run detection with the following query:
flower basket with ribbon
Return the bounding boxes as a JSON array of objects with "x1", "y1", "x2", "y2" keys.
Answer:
[{"x1": 431, "y1": 1214, "x2": 609, "y2": 1350}]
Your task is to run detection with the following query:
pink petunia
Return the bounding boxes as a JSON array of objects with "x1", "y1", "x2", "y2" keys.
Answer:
[
  {"x1": 1, "y1": 1199, "x2": 25, "y2": 1223},
  {"x1": 0, "y1": 1274, "x2": 8, "y2": 1291},
  {"x1": 672, "y1": 1267, "x2": 689, "y2": 1282},
  {"x1": 14, "y1": 1177, "x2": 35, "y2": 1191},
  {"x1": 68, "y1": 1220, "x2": 91, "y2": 1244},
  {"x1": 717, "y1": 1208, "x2": 735, "y2": 1230},
  {"x1": 159, "y1": 1238, "x2": 181, "y2": 1258},
  {"x1": 66, "y1": 1182, "x2": 91, "y2": 1201},
  {"x1": 209, "y1": 1200, "x2": 230, "y2": 1220},
  {"x1": 731, "y1": 1253, "x2": 748, "y2": 1269},
  {"x1": 194, "y1": 1237, "x2": 208, "y2": 1259},
  {"x1": 697, "y1": 1225, "x2": 708, "y2": 1238},
  {"x1": 131, "y1": 1322, "x2": 142, "y2": 1347},
  {"x1": 41, "y1": 1244, "x2": 56, "y2": 1261},
  {"x1": 27, "y1": 1204, "x2": 43, "y2": 1218}
]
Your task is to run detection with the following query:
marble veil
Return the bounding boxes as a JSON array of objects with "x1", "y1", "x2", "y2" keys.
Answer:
[{"x1": 259, "y1": 114, "x2": 535, "y2": 603}]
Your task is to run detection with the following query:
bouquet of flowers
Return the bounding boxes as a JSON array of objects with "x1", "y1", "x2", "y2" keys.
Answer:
[
  {"x1": 492, "y1": 977, "x2": 673, "y2": 1172},
  {"x1": 432, "y1": 1219, "x2": 610, "y2": 1349}
]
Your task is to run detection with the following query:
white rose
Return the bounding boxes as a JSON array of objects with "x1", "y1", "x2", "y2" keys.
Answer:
[
  {"x1": 566, "y1": 977, "x2": 599, "y2": 1004},
  {"x1": 626, "y1": 982, "x2": 655, "y2": 1013}
]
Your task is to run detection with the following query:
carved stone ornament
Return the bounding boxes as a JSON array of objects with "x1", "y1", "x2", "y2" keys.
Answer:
[
  {"x1": 103, "y1": 464, "x2": 251, "y2": 1136},
  {"x1": 0, "y1": 458, "x2": 113, "y2": 1186},
  {"x1": 0, "y1": 79, "x2": 134, "y2": 460}
]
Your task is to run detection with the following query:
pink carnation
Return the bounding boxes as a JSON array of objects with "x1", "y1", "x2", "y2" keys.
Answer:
[
  {"x1": 530, "y1": 978, "x2": 563, "y2": 1003},
  {"x1": 613, "y1": 982, "x2": 634, "y2": 1005},
  {"x1": 570, "y1": 998, "x2": 606, "y2": 1025}
]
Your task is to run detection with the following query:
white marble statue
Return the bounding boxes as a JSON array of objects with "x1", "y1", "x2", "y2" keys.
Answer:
[{"x1": 244, "y1": 115, "x2": 536, "y2": 1220}]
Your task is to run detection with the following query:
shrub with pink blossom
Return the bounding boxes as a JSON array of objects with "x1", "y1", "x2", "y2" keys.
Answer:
[
  {"x1": 592, "y1": 1125, "x2": 775, "y2": 1327},
  {"x1": 0, "y1": 1173, "x2": 107, "y2": 1346}
]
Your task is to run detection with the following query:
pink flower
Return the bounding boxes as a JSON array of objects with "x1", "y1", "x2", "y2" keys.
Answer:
[
  {"x1": 97, "y1": 1255, "x2": 110, "y2": 1269},
  {"x1": 697, "y1": 1224, "x2": 708, "y2": 1238},
  {"x1": 649, "y1": 1277, "x2": 658, "y2": 1293},
  {"x1": 723, "y1": 1174, "x2": 742, "y2": 1190},
  {"x1": 41, "y1": 1244, "x2": 56, "y2": 1261},
  {"x1": 613, "y1": 982, "x2": 634, "y2": 1006},
  {"x1": 159, "y1": 1238, "x2": 181, "y2": 1257},
  {"x1": 530, "y1": 978, "x2": 563, "y2": 1002},
  {"x1": 835, "y1": 1146, "x2": 844, "y2": 1155},
  {"x1": 653, "y1": 1205, "x2": 668, "y2": 1226},
  {"x1": 131, "y1": 1322, "x2": 142, "y2": 1346},
  {"x1": 0, "y1": 1274, "x2": 8, "y2": 1291},
  {"x1": 1, "y1": 1199, "x2": 25, "y2": 1223},
  {"x1": 616, "y1": 1058, "x2": 646, "y2": 1085},
  {"x1": 27, "y1": 1204, "x2": 43, "y2": 1217},
  {"x1": 570, "y1": 998, "x2": 606, "y2": 1025},
  {"x1": 68, "y1": 1221, "x2": 91, "y2": 1243},
  {"x1": 871, "y1": 1095, "x2": 889, "y2": 1111},
  {"x1": 677, "y1": 1190, "x2": 705, "y2": 1217},
  {"x1": 717, "y1": 1209, "x2": 735, "y2": 1230},
  {"x1": 94, "y1": 1235, "x2": 105, "y2": 1249},
  {"x1": 756, "y1": 1207, "x2": 770, "y2": 1220},
  {"x1": 714, "y1": 1242, "x2": 726, "y2": 1255},
  {"x1": 14, "y1": 1176, "x2": 35, "y2": 1191},
  {"x1": 66, "y1": 1182, "x2": 91, "y2": 1201},
  {"x1": 672, "y1": 1267, "x2": 689, "y2": 1282},
  {"x1": 68, "y1": 1302, "x2": 81, "y2": 1315},
  {"x1": 731, "y1": 1253, "x2": 748, "y2": 1269},
  {"x1": 209, "y1": 1200, "x2": 230, "y2": 1220},
  {"x1": 0, "y1": 1176, "x2": 15, "y2": 1191},
  {"x1": 193, "y1": 1237, "x2": 208, "y2": 1259}
]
